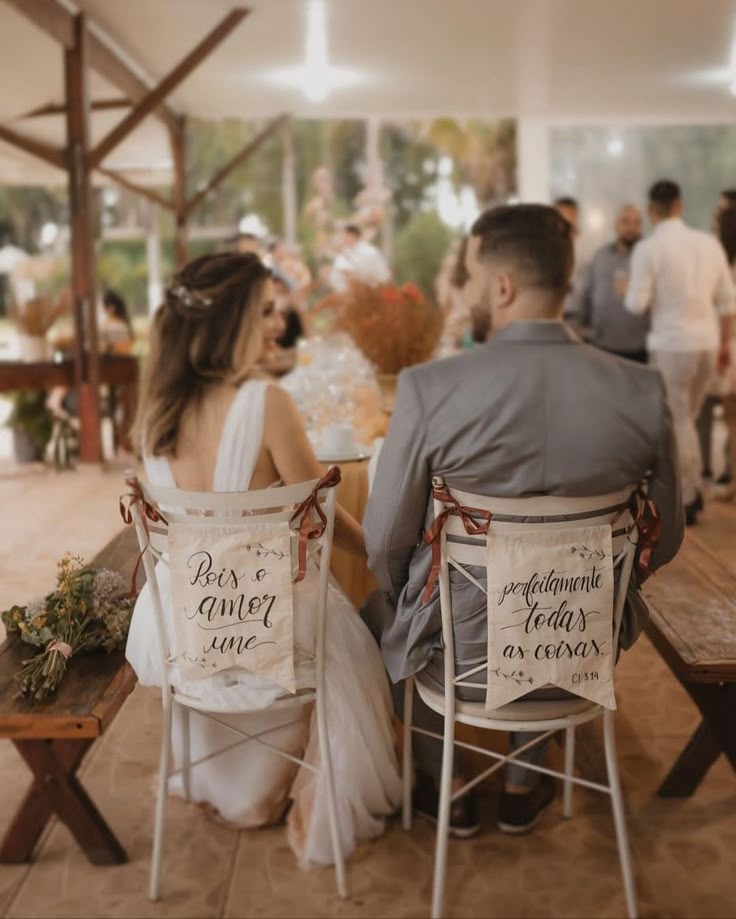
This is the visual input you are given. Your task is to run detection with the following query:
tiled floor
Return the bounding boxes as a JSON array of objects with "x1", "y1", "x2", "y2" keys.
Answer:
[{"x1": 0, "y1": 463, "x2": 734, "y2": 918}]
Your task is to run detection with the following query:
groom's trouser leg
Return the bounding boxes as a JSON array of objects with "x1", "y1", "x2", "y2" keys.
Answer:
[
  {"x1": 388, "y1": 679, "x2": 461, "y2": 783},
  {"x1": 361, "y1": 590, "x2": 461, "y2": 784}
]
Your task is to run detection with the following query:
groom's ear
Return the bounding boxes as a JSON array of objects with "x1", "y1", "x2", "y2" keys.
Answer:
[{"x1": 491, "y1": 270, "x2": 516, "y2": 309}]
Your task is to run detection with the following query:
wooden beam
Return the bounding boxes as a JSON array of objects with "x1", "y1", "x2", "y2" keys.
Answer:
[
  {"x1": 182, "y1": 114, "x2": 287, "y2": 220},
  {"x1": 89, "y1": 8, "x2": 250, "y2": 169},
  {"x1": 65, "y1": 12, "x2": 102, "y2": 463},
  {"x1": 0, "y1": 124, "x2": 65, "y2": 169},
  {"x1": 96, "y1": 167, "x2": 175, "y2": 211},
  {"x1": 87, "y1": 34, "x2": 178, "y2": 133},
  {"x1": 2, "y1": 0, "x2": 73, "y2": 46},
  {"x1": 2, "y1": 0, "x2": 178, "y2": 133},
  {"x1": 19, "y1": 98, "x2": 132, "y2": 119},
  {"x1": 170, "y1": 118, "x2": 189, "y2": 267}
]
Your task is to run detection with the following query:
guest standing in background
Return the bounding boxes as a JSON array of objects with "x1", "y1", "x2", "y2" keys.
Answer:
[
  {"x1": 554, "y1": 196, "x2": 588, "y2": 325},
  {"x1": 435, "y1": 237, "x2": 473, "y2": 349},
  {"x1": 713, "y1": 205, "x2": 736, "y2": 501},
  {"x1": 625, "y1": 179, "x2": 735, "y2": 525},
  {"x1": 580, "y1": 205, "x2": 649, "y2": 362},
  {"x1": 329, "y1": 224, "x2": 390, "y2": 292},
  {"x1": 100, "y1": 288, "x2": 134, "y2": 354},
  {"x1": 699, "y1": 189, "x2": 736, "y2": 484}
]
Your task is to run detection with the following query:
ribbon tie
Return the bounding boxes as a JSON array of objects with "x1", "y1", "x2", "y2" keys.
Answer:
[
  {"x1": 119, "y1": 476, "x2": 167, "y2": 597},
  {"x1": 289, "y1": 466, "x2": 342, "y2": 582},
  {"x1": 46, "y1": 640, "x2": 73, "y2": 660},
  {"x1": 422, "y1": 484, "x2": 492, "y2": 603},
  {"x1": 628, "y1": 487, "x2": 661, "y2": 575}
]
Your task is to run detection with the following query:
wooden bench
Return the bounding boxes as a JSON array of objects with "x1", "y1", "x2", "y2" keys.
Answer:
[
  {"x1": 643, "y1": 532, "x2": 736, "y2": 796},
  {"x1": 0, "y1": 529, "x2": 139, "y2": 864}
]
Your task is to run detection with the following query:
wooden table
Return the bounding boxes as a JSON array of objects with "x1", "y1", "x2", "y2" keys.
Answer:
[
  {"x1": 0, "y1": 354, "x2": 138, "y2": 391},
  {"x1": 0, "y1": 529, "x2": 139, "y2": 864},
  {"x1": 643, "y1": 534, "x2": 736, "y2": 796},
  {"x1": 320, "y1": 457, "x2": 377, "y2": 608}
]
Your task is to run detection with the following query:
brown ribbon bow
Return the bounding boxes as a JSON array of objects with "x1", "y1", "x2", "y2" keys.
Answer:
[
  {"x1": 628, "y1": 487, "x2": 661, "y2": 575},
  {"x1": 289, "y1": 466, "x2": 342, "y2": 583},
  {"x1": 422, "y1": 483, "x2": 493, "y2": 604},
  {"x1": 119, "y1": 476, "x2": 167, "y2": 597}
]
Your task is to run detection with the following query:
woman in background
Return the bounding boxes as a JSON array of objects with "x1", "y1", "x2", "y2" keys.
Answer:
[{"x1": 101, "y1": 288, "x2": 134, "y2": 354}]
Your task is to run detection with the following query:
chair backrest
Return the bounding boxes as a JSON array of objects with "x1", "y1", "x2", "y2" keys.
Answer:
[
  {"x1": 125, "y1": 472, "x2": 338, "y2": 696},
  {"x1": 431, "y1": 478, "x2": 640, "y2": 709}
]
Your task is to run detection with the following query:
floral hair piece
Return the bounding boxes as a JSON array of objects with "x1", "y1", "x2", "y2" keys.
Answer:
[{"x1": 168, "y1": 283, "x2": 213, "y2": 309}]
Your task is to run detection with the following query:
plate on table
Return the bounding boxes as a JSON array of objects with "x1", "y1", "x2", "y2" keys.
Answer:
[{"x1": 315, "y1": 445, "x2": 373, "y2": 463}]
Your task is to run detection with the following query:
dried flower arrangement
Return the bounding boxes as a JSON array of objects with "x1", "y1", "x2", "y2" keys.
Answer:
[
  {"x1": 327, "y1": 281, "x2": 444, "y2": 375},
  {"x1": 1, "y1": 554, "x2": 134, "y2": 702},
  {"x1": 10, "y1": 291, "x2": 69, "y2": 337}
]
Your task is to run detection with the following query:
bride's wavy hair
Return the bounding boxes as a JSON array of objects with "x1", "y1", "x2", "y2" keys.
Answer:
[{"x1": 134, "y1": 252, "x2": 271, "y2": 457}]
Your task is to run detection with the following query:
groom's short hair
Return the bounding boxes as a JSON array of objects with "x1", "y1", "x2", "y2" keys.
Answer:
[{"x1": 471, "y1": 204, "x2": 574, "y2": 297}]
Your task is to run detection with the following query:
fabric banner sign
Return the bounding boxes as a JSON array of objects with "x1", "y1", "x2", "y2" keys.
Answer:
[
  {"x1": 486, "y1": 524, "x2": 616, "y2": 711},
  {"x1": 169, "y1": 521, "x2": 295, "y2": 692}
]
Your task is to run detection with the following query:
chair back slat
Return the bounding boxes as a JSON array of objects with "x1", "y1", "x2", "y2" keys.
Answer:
[
  {"x1": 141, "y1": 477, "x2": 322, "y2": 513},
  {"x1": 448, "y1": 486, "x2": 633, "y2": 517}
]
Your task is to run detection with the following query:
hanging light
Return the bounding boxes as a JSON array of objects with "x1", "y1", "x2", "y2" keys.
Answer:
[{"x1": 263, "y1": 0, "x2": 365, "y2": 102}]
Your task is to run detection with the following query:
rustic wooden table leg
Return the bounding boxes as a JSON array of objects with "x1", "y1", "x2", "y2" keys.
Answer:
[
  {"x1": 4, "y1": 739, "x2": 127, "y2": 865},
  {"x1": 658, "y1": 720, "x2": 723, "y2": 797},
  {"x1": 658, "y1": 682, "x2": 736, "y2": 797},
  {"x1": 0, "y1": 739, "x2": 91, "y2": 863}
]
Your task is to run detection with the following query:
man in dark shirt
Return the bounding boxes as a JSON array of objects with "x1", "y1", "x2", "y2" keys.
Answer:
[{"x1": 581, "y1": 205, "x2": 649, "y2": 362}]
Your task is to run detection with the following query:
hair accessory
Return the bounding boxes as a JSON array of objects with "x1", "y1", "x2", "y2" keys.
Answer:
[{"x1": 168, "y1": 283, "x2": 213, "y2": 310}]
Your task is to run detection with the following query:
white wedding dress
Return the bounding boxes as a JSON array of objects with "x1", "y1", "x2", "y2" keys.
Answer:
[{"x1": 126, "y1": 379, "x2": 401, "y2": 866}]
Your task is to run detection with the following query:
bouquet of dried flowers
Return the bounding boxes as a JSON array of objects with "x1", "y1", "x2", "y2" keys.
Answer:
[
  {"x1": 1, "y1": 554, "x2": 134, "y2": 702},
  {"x1": 9, "y1": 291, "x2": 69, "y2": 336},
  {"x1": 328, "y1": 281, "x2": 443, "y2": 375}
]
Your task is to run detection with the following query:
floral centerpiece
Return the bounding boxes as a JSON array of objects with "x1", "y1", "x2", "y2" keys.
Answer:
[
  {"x1": 331, "y1": 280, "x2": 444, "y2": 375},
  {"x1": 1, "y1": 554, "x2": 134, "y2": 702}
]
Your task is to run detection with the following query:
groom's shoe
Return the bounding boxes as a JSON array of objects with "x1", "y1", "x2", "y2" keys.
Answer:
[
  {"x1": 497, "y1": 774, "x2": 555, "y2": 835},
  {"x1": 412, "y1": 771, "x2": 481, "y2": 838}
]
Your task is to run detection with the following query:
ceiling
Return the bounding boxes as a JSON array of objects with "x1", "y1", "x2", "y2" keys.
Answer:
[{"x1": 3, "y1": 0, "x2": 736, "y2": 185}]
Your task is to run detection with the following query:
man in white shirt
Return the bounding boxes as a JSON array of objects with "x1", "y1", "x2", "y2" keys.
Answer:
[
  {"x1": 329, "y1": 224, "x2": 391, "y2": 291},
  {"x1": 625, "y1": 180, "x2": 735, "y2": 524}
]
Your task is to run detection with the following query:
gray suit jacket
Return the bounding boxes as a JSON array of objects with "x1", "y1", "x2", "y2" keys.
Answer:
[{"x1": 363, "y1": 321, "x2": 684, "y2": 684}]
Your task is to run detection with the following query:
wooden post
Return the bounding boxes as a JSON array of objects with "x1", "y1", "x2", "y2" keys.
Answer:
[
  {"x1": 281, "y1": 119, "x2": 298, "y2": 246},
  {"x1": 170, "y1": 117, "x2": 188, "y2": 268},
  {"x1": 65, "y1": 12, "x2": 102, "y2": 462},
  {"x1": 145, "y1": 201, "x2": 163, "y2": 315}
]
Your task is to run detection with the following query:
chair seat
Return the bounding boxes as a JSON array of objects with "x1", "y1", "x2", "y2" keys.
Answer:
[
  {"x1": 414, "y1": 674, "x2": 603, "y2": 731},
  {"x1": 172, "y1": 686, "x2": 316, "y2": 715}
]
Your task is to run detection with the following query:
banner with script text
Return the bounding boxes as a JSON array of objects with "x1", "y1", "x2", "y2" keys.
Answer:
[
  {"x1": 169, "y1": 521, "x2": 295, "y2": 692},
  {"x1": 486, "y1": 524, "x2": 616, "y2": 710}
]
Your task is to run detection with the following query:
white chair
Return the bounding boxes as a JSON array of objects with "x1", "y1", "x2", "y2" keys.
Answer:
[
  {"x1": 402, "y1": 478, "x2": 641, "y2": 919},
  {"x1": 125, "y1": 473, "x2": 347, "y2": 902}
]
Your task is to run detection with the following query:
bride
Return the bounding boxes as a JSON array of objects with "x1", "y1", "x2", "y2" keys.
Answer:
[{"x1": 126, "y1": 252, "x2": 401, "y2": 866}]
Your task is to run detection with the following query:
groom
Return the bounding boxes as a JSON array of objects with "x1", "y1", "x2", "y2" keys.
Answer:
[{"x1": 362, "y1": 203, "x2": 684, "y2": 837}]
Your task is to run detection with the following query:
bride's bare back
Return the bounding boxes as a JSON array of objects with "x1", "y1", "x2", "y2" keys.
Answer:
[{"x1": 169, "y1": 379, "x2": 365, "y2": 558}]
